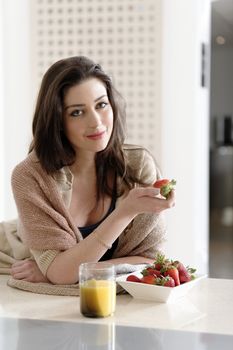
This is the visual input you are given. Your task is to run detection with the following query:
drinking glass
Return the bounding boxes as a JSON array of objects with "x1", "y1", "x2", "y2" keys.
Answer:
[{"x1": 79, "y1": 262, "x2": 116, "y2": 318}]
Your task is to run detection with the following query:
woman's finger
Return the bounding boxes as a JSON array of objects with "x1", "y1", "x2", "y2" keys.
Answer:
[
  {"x1": 11, "y1": 260, "x2": 49, "y2": 283},
  {"x1": 166, "y1": 190, "x2": 176, "y2": 207},
  {"x1": 11, "y1": 260, "x2": 34, "y2": 276},
  {"x1": 11, "y1": 265, "x2": 24, "y2": 275},
  {"x1": 11, "y1": 260, "x2": 27, "y2": 268},
  {"x1": 11, "y1": 271, "x2": 29, "y2": 279},
  {"x1": 132, "y1": 187, "x2": 161, "y2": 198}
]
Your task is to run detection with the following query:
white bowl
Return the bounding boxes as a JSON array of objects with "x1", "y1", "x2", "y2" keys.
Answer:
[{"x1": 116, "y1": 271, "x2": 207, "y2": 303}]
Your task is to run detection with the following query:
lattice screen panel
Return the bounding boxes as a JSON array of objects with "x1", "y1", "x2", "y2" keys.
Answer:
[{"x1": 30, "y1": 0, "x2": 162, "y2": 157}]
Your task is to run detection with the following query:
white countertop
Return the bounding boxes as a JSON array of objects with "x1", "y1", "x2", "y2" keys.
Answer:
[{"x1": 0, "y1": 275, "x2": 233, "y2": 336}]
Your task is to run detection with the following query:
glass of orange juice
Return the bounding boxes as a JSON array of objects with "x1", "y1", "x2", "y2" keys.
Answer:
[{"x1": 79, "y1": 262, "x2": 116, "y2": 318}]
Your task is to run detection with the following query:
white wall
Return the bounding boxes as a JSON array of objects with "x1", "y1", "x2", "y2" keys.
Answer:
[
  {"x1": 0, "y1": 0, "x2": 32, "y2": 221},
  {"x1": 0, "y1": 0, "x2": 4, "y2": 221},
  {"x1": 161, "y1": 0, "x2": 211, "y2": 274},
  {"x1": 1, "y1": 0, "x2": 163, "y2": 221}
]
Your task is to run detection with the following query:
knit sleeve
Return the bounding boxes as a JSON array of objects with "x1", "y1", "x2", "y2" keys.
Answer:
[
  {"x1": 123, "y1": 145, "x2": 162, "y2": 186},
  {"x1": 11, "y1": 160, "x2": 79, "y2": 251},
  {"x1": 138, "y1": 148, "x2": 162, "y2": 185},
  {"x1": 113, "y1": 146, "x2": 166, "y2": 259},
  {"x1": 113, "y1": 212, "x2": 167, "y2": 259},
  {"x1": 30, "y1": 249, "x2": 60, "y2": 276},
  {"x1": 129, "y1": 214, "x2": 167, "y2": 258}
]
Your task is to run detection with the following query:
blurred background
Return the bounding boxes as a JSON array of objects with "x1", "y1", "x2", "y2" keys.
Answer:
[
  {"x1": 209, "y1": 0, "x2": 233, "y2": 278},
  {"x1": 0, "y1": 0, "x2": 232, "y2": 278}
]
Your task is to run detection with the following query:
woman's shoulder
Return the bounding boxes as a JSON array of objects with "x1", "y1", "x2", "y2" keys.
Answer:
[
  {"x1": 11, "y1": 152, "x2": 71, "y2": 190},
  {"x1": 123, "y1": 144, "x2": 153, "y2": 161},
  {"x1": 12, "y1": 151, "x2": 39, "y2": 174},
  {"x1": 123, "y1": 144, "x2": 161, "y2": 184},
  {"x1": 11, "y1": 151, "x2": 47, "y2": 185}
]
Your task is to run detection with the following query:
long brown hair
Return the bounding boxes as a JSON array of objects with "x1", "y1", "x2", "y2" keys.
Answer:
[{"x1": 30, "y1": 56, "x2": 144, "y2": 198}]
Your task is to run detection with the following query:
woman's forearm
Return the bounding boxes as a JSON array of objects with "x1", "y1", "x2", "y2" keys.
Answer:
[
  {"x1": 106, "y1": 256, "x2": 154, "y2": 265},
  {"x1": 46, "y1": 205, "x2": 136, "y2": 284}
]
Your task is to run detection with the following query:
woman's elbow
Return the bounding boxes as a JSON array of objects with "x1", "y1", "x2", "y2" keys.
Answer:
[{"x1": 46, "y1": 262, "x2": 79, "y2": 285}]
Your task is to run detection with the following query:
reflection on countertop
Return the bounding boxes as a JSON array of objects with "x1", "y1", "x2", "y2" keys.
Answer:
[{"x1": 1, "y1": 317, "x2": 233, "y2": 350}]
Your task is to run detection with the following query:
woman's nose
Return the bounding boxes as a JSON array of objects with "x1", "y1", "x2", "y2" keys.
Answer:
[{"x1": 89, "y1": 109, "x2": 102, "y2": 127}]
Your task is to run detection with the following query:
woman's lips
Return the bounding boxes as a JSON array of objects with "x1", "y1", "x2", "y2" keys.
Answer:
[{"x1": 86, "y1": 131, "x2": 106, "y2": 140}]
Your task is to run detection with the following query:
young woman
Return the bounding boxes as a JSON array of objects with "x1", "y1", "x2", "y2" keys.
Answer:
[{"x1": 10, "y1": 56, "x2": 175, "y2": 285}]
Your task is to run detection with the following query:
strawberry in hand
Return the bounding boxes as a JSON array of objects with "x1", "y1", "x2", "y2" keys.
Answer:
[{"x1": 153, "y1": 179, "x2": 176, "y2": 199}]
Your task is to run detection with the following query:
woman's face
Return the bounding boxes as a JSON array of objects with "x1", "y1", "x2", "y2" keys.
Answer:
[{"x1": 63, "y1": 77, "x2": 114, "y2": 156}]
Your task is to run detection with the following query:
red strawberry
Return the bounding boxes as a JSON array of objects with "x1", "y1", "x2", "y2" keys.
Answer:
[
  {"x1": 126, "y1": 275, "x2": 142, "y2": 283},
  {"x1": 141, "y1": 275, "x2": 156, "y2": 285},
  {"x1": 174, "y1": 262, "x2": 191, "y2": 283},
  {"x1": 153, "y1": 179, "x2": 176, "y2": 199},
  {"x1": 153, "y1": 179, "x2": 170, "y2": 188},
  {"x1": 173, "y1": 261, "x2": 196, "y2": 283},
  {"x1": 161, "y1": 276, "x2": 175, "y2": 287},
  {"x1": 163, "y1": 265, "x2": 180, "y2": 286},
  {"x1": 142, "y1": 267, "x2": 162, "y2": 277},
  {"x1": 154, "y1": 253, "x2": 169, "y2": 270}
]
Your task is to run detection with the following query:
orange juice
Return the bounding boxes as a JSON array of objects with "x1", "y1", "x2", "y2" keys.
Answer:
[{"x1": 80, "y1": 279, "x2": 116, "y2": 318}]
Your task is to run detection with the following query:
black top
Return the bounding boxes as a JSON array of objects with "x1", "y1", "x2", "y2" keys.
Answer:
[{"x1": 78, "y1": 193, "x2": 118, "y2": 261}]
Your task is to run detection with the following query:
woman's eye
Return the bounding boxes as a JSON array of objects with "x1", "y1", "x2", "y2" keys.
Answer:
[
  {"x1": 97, "y1": 102, "x2": 108, "y2": 109},
  {"x1": 70, "y1": 109, "x2": 83, "y2": 117}
]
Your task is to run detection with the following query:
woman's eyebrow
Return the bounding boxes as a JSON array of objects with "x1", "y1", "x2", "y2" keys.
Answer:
[
  {"x1": 64, "y1": 103, "x2": 84, "y2": 110},
  {"x1": 94, "y1": 94, "x2": 107, "y2": 102},
  {"x1": 64, "y1": 94, "x2": 107, "y2": 110}
]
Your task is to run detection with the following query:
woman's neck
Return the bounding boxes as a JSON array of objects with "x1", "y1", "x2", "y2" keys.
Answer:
[{"x1": 69, "y1": 151, "x2": 96, "y2": 176}]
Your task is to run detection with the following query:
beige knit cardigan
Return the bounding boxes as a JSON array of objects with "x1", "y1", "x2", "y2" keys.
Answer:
[{"x1": 1, "y1": 144, "x2": 166, "y2": 295}]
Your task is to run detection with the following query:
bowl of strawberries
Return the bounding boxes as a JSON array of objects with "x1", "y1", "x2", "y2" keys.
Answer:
[{"x1": 116, "y1": 254, "x2": 206, "y2": 303}]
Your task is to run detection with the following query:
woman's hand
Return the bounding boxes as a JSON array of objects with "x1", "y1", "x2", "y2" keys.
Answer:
[
  {"x1": 120, "y1": 186, "x2": 176, "y2": 217},
  {"x1": 11, "y1": 259, "x2": 49, "y2": 283}
]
